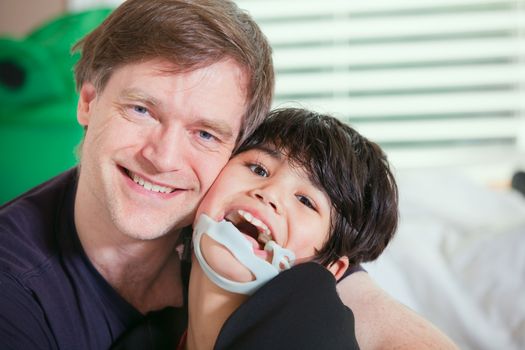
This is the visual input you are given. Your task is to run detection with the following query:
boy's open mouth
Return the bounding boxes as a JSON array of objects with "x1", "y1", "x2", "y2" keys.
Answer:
[{"x1": 224, "y1": 210, "x2": 272, "y2": 250}]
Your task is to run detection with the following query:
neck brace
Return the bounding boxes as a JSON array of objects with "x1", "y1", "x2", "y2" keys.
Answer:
[{"x1": 193, "y1": 214, "x2": 295, "y2": 295}]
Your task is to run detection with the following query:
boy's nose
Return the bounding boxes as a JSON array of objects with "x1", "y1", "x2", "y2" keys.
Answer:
[{"x1": 251, "y1": 189, "x2": 281, "y2": 214}]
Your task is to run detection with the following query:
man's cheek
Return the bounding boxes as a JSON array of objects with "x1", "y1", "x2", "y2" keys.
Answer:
[{"x1": 202, "y1": 159, "x2": 230, "y2": 192}]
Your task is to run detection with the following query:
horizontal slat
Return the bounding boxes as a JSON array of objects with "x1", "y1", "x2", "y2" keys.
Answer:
[
  {"x1": 258, "y1": 13, "x2": 517, "y2": 45},
  {"x1": 276, "y1": 64, "x2": 521, "y2": 95},
  {"x1": 237, "y1": 0, "x2": 518, "y2": 19},
  {"x1": 273, "y1": 39, "x2": 522, "y2": 70},
  {"x1": 236, "y1": 0, "x2": 525, "y2": 159},
  {"x1": 273, "y1": 91, "x2": 522, "y2": 117},
  {"x1": 351, "y1": 117, "x2": 518, "y2": 143},
  {"x1": 385, "y1": 143, "x2": 522, "y2": 172}
]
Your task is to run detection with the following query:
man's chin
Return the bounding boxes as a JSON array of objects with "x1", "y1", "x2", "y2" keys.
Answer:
[
  {"x1": 112, "y1": 215, "x2": 180, "y2": 242},
  {"x1": 112, "y1": 199, "x2": 195, "y2": 239}
]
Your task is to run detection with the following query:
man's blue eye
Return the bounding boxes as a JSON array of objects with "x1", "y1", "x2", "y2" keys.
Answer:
[
  {"x1": 199, "y1": 131, "x2": 214, "y2": 140},
  {"x1": 133, "y1": 105, "x2": 148, "y2": 114},
  {"x1": 248, "y1": 164, "x2": 268, "y2": 177},
  {"x1": 297, "y1": 195, "x2": 315, "y2": 210}
]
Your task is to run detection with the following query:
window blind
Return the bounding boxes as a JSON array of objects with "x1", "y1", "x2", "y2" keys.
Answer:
[{"x1": 236, "y1": 0, "x2": 525, "y2": 178}]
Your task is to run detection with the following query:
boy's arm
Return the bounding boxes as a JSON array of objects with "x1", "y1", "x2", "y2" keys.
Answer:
[{"x1": 337, "y1": 271, "x2": 459, "y2": 350}]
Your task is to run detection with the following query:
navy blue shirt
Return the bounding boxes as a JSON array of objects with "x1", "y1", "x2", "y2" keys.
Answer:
[{"x1": 0, "y1": 169, "x2": 142, "y2": 349}]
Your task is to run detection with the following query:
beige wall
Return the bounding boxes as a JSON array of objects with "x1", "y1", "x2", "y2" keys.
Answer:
[{"x1": 0, "y1": 0, "x2": 66, "y2": 36}]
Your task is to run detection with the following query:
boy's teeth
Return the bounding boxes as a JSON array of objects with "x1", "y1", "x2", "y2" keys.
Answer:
[
  {"x1": 240, "y1": 210, "x2": 253, "y2": 221},
  {"x1": 250, "y1": 216, "x2": 263, "y2": 227},
  {"x1": 258, "y1": 232, "x2": 272, "y2": 244},
  {"x1": 130, "y1": 172, "x2": 174, "y2": 194},
  {"x1": 238, "y1": 210, "x2": 271, "y2": 238}
]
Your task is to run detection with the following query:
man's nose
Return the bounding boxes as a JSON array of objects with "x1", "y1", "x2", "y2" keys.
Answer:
[{"x1": 141, "y1": 126, "x2": 184, "y2": 172}]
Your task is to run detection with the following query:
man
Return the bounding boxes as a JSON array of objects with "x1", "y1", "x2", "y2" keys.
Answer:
[
  {"x1": 0, "y1": 0, "x2": 456, "y2": 349},
  {"x1": 1, "y1": 1, "x2": 272, "y2": 349}
]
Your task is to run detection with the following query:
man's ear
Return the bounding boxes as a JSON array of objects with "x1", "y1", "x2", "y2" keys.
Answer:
[
  {"x1": 327, "y1": 256, "x2": 349, "y2": 281},
  {"x1": 77, "y1": 82, "x2": 97, "y2": 127}
]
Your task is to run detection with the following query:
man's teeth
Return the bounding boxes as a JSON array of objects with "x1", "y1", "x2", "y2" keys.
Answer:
[
  {"x1": 237, "y1": 209, "x2": 271, "y2": 238},
  {"x1": 130, "y1": 172, "x2": 174, "y2": 194}
]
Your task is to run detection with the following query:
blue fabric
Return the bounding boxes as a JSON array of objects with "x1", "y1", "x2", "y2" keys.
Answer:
[{"x1": 0, "y1": 169, "x2": 142, "y2": 350}]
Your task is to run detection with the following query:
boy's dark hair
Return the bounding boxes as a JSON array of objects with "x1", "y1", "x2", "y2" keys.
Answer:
[
  {"x1": 235, "y1": 108, "x2": 398, "y2": 266},
  {"x1": 73, "y1": 0, "x2": 274, "y2": 145}
]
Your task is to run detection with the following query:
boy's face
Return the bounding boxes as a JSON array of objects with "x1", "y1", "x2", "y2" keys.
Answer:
[{"x1": 195, "y1": 147, "x2": 332, "y2": 282}]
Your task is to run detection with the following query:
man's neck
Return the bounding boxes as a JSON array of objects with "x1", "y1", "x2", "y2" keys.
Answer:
[
  {"x1": 74, "y1": 188, "x2": 184, "y2": 314},
  {"x1": 90, "y1": 240, "x2": 183, "y2": 314},
  {"x1": 186, "y1": 261, "x2": 247, "y2": 350}
]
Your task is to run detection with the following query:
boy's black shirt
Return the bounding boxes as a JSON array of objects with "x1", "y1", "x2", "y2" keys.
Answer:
[
  {"x1": 215, "y1": 262, "x2": 359, "y2": 349},
  {"x1": 114, "y1": 261, "x2": 359, "y2": 350}
]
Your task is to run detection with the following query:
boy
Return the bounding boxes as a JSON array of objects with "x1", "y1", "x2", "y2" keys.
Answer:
[{"x1": 113, "y1": 107, "x2": 398, "y2": 349}]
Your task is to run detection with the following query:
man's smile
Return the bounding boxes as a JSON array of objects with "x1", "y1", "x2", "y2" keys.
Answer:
[
  {"x1": 126, "y1": 170, "x2": 175, "y2": 194},
  {"x1": 120, "y1": 167, "x2": 188, "y2": 199}
]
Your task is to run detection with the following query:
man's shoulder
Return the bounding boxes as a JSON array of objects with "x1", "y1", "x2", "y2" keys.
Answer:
[
  {"x1": 1, "y1": 168, "x2": 78, "y2": 210},
  {"x1": 0, "y1": 168, "x2": 78, "y2": 277}
]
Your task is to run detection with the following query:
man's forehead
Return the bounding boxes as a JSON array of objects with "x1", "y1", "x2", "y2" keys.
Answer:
[{"x1": 118, "y1": 58, "x2": 247, "y2": 133}]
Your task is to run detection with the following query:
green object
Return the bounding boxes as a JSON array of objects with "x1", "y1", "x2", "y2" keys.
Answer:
[
  {"x1": 0, "y1": 104, "x2": 83, "y2": 204},
  {"x1": 27, "y1": 8, "x2": 113, "y2": 100},
  {"x1": 0, "y1": 38, "x2": 66, "y2": 107},
  {"x1": 0, "y1": 8, "x2": 112, "y2": 204}
]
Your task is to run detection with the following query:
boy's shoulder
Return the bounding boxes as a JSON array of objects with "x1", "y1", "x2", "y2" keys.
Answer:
[{"x1": 215, "y1": 262, "x2": 360, "y2": 350}]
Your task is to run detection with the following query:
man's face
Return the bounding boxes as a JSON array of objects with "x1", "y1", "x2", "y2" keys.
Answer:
[
  {"x1": 194, "y1": 148, "x2": 332, "y2": 282},
  {"x1": 76, "y1": 59, "x2": 247, "y2": 241}
]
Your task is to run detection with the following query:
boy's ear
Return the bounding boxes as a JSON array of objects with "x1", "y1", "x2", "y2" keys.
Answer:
[
  {"x1": 77, "y1": 82, "x2": 97, "y2": 127},
  {"x1": 327, "y1": 256, "x2": 349, "y2": 281}
]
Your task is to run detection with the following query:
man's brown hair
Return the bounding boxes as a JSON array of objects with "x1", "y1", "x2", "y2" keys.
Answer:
[{"x1": 73, "y1": 0, "x2": 274, "y2": 145}]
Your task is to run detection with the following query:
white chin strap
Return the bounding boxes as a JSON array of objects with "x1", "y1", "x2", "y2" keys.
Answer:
[{"x1": 193, "y1": 214, "x2": 295, "y2": 295}]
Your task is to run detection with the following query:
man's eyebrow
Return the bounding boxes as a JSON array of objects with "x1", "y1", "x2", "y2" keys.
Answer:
[
  {"x1": 119, "y1": 88, "x2": 160, "y2": 106},
  {"x1": 120, "y1": 88, "x2": 236, "y2": 141}
]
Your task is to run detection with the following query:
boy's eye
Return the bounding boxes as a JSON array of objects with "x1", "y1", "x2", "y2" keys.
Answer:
[
  {"x1": 297, "y1": 195, "x2": 315, "y2": 210},
  {"x1": 248, "y1": 163, "x2": 268, "y2": 177}
]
